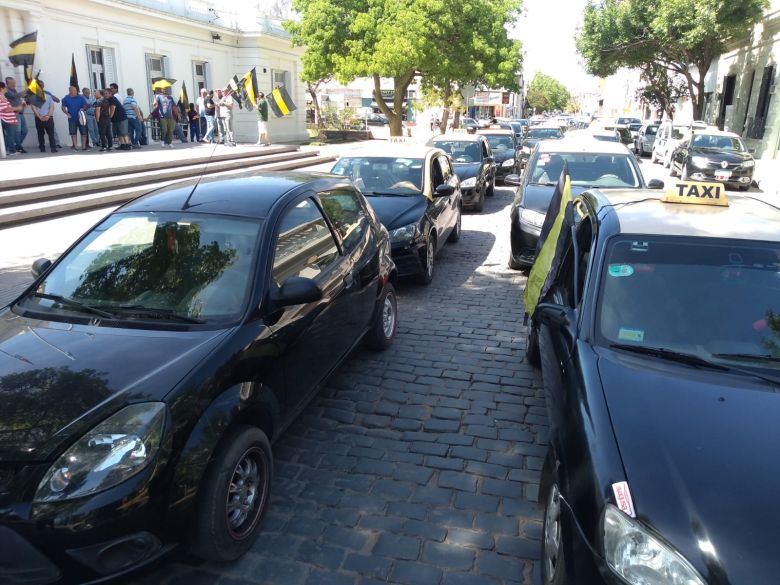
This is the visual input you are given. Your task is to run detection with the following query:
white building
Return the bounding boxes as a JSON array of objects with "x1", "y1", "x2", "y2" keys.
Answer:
[{"x1": 0, "y1": 0, "x2": 307, "y2": 146}]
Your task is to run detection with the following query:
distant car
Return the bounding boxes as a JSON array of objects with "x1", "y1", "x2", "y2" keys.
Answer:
[
  {"x1": 0, "y1": 172, "x2": 397, "y2": 584},
  {"x1": 519, "y1": 125, "x2": 565, "y2": 167},
  {"x1": 366, "y1": 113, "x2": 389, "y2": 126},
  {"x1": 331, "y1": 145, "x2": 462, "y2": 284},
  {"x1": 634, "y1": 123, "x2": 659, "y2": 157},
  {"x1": 615, "y1": 116, "x2": 641, "y2": 126},
  {"x1": 459, "y1": 117, "x2": 479, "y2": 131},
  {"x1": 427, "y1": 133, "x2": 496, "y2": 212},
  {"x1": 652, "y1": 121, "x2": 688, "y2": 167},
  {"x1": 627, "y1": 122, "x2": 643, "y2": 140},
  {"x1": 507, "y1": 139, "x2": 660, "y2": 270},
  {"x1": 499, "y1": 120, "x2": 525, "y2": 142},
  {"x1": 670, "y1": 130, "x2": 755, "y2": 190},
  {"x1": 599, "y1": 124, "x2": 633, "y2": 146},
  {"x1": 477, "y1": 128, "x2": 520, "y2": 182},
  {"x1": 567, "y1": 128, "x2": 621, "y2": 144},
  {"x1": 477, "y1": 117, "x2": 492, "y2": 128}
]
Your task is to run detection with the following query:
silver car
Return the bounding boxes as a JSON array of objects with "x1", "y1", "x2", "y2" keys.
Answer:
[{"x1": 634, "y1": 123, "x2": 659, "y2": 157}]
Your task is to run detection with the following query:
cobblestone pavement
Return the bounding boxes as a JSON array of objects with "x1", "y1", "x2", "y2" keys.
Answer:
[{"x1": 134, "y1": 184, "x2": 545, "y2": 585}]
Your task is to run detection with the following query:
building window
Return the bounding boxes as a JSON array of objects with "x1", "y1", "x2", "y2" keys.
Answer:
[
  {"x1": 86, "y1": 46, "x2": 117, "y2": 90},
  {"x1": 193, "y1": 61, "x2": 208, "y2": 92},
  {"x1": 272, "y1": 69, "x2": 290, "y2": 89},
  {"x1": 747, "y1": 64, "x2": 775, "y2": 140}
]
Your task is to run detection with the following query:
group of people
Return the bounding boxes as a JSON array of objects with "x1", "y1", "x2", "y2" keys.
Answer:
[{"x1": 1, "y1": 77, "x2": 273, "y2": 155}]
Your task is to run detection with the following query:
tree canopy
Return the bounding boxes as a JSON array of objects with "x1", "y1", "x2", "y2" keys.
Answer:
[
  {"x1": 526, "y1": 73, "x2": 571, "y2": 113},
  {"x1": 577, "y1": 0, "x2": 768, "y2": 119},
  {"x1": 286, "y1": 0, "x2": 522, "y2": 135}
]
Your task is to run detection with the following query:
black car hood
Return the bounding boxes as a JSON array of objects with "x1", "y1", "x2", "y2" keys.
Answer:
[
  {"x1": 0, "y1": 309, "x2": 229, "y2": 462},
  {"x1": 597, "y1": 348, "x2": 780, "y2": 584},
  {"x1": 491, "y1": 149, "x2": 515, "y2": 163},
  {"x1": 365, "y1": 194, "x2": 428, "y2": 230},
  {"x1": 689, "y1": 147, "x2": 753, "y2": 164},
  {"x1": 520, "y1": 184, "x2": 587, "y2": 213},
  {"x1": 451, "y1": 162, "x2": 481, "y2": 180}
]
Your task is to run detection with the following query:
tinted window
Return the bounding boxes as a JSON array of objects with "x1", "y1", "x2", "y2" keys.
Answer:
[
  {"x1": 484, "y1": 134, "x2": 515, "y2": 150},
  {"x1": 433, "y1": 141, "x2": 482, "y2": 163},
  {"x1": 331, "y1": 156, "x2": 424, "y2": 195},
  {"x1": 691, "y1": 134, "x2": 746, "y2": 151},
  {"x1": 671, "y1": 127, "x2": 686, "y2": 140},
  {"x1": 645, "y1": 125, "x2": 659, "y2": 136},
  {"x1": 529, "y1": 152, "x2": 640, "y2": 188},
  {"x1": 319, "y1": 189, "x2": 369, "y2": 252},
  {"x1": 273, "y1": 199, "x2": 339, "y2": 284},
  {"x1": 527, "y1": 128, "x2": 563, "y2": 139}
]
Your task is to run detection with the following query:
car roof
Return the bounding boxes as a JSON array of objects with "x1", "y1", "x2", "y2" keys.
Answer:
[
  {"x1": 433, "y1": 133, "x2": 484, "y2": 142},
  {"x1": 339, "y1": 143, "x2": 443, "y2": 159},
  {"x1": 594, "y1": 190, "x2": 780, "y2": 242},
  {"x1": 477, "y1": 128, "x2": 515, "y2": 136},
  {"x1": 528, "y1": 124, "x2": 563, "y2": 130},
  {"x1": 120, "y1": 171, "x2": 349, "y2": 218},
  {"x1": 690, "y1": 129, "x2": 741, "y2": 139},
  {"x1": 541, "y1": 136, "x2": 629, "y2": 155}
]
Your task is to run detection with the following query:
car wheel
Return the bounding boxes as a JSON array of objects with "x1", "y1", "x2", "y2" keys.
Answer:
[
  {"x1": 739, "y1": 183, "x2": 750, "y2": 191},
  {"x1": 526, "y1": 323, "x2": 540, "y2": 367},
  {"x1": 508, "y1": 251, "x2": 524, "y2": 271},
  {"x1": 681, "y1": 163, "x2": 689, "y2": 181},
  {"x1": 474, "y1": 188, "x2": 485, "y2": 212},
  {"x1": 638, "y1": 143, "x2": 644, "y2": 157},
  {"x1": 486, "y1": 178, "x2": 495, "y2": 197},
  {"x1": 365, "y1": 283, "x2": 397, "y2": 350},
  {"x1": 447, "y1": 207, "x2": 461, "y2": 243},
  {"x1": 416, "y1": 232, "x2": 436, "y2": 285},
  {"x1": 192, "y1": 425, "x2": 273, "y2": 562},
  {"x1": 542, "y1": 478, "x2": 568, "y2": 584}
]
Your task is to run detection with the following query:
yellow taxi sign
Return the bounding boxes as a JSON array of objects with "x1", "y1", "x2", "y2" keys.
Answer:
[{"x1": 662, "y1": 181, "x2": 729, "y2": 207}]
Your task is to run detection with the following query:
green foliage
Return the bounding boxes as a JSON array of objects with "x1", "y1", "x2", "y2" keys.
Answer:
[
  {"x1": 526, "y1": 73, "x2": 571, "y2": 113},
  {"x1": 636, "y1": 63, "x2": 688, "y2": 118}
]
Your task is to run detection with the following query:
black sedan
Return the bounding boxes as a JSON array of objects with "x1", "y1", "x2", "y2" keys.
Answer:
[
  {"x1": 519, "y1": 126, "x2": 564, "y2": 168},
  {"x1": 331, "y1": 145, "x2": 461, "y2": 284},
  {"x1": 477, "y1": 128, "x2": 520, "y2": 182},
  {"x1": 427, "y1": 133, "x2": 496, "y2": 212},
  {"x1": 0, "y1": 172, "x2": 397, "y2": 583},
  {"x1": 671, "y1": 130, "x2": 755, "y2": 190},
  {"x1": 528, "y1": 186, "x2": 780, "y2": 585},
  {"x1": 507, "y1": 139, "x2": 659, "y2": 270}
]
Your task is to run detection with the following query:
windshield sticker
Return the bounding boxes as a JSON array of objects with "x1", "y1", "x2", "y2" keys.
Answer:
[
  {"x1": 608, "y1": 264, "x2": 634, "y2": 277},
  {"x1": 612, "y1": 481, "x2": 636, "y2": 517},
  {"x1": 618, "y1": 328, "x2": 644, "y2": 342}
]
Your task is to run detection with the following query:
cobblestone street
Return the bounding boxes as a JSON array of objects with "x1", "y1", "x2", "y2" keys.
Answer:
[{"x1": 134, "y1": 184, "x2": 545, "y2": 585}]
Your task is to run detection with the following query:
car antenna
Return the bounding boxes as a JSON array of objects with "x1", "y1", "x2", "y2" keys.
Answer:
[{"x1": 182, "y1": 140, "x2": 219, "y2": 211}]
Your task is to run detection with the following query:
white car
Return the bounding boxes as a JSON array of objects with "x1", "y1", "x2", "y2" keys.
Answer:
[{"x1": 651, "y1": 121, "x2": 688, "y2": 167}]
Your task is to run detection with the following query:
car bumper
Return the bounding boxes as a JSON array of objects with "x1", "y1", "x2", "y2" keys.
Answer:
[
  {"x1": 510, "y1": 212, "x2": 542, "y2": 267},
  {"x1": 687, "y1": 165, "x2": 753, "y2": 186},
  {"x1": 391, "y1": 241, "x2": 425, "y2": 277},
  {"x1": 460, "y1": 186, "x2": 482, "y2": 209}
]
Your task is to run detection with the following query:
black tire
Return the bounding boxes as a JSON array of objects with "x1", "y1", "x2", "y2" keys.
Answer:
[
  {"x1": 486, "y1": 178, "x2": 495, "y2": 197},
  {"x1": 192, "y1": 426, "x2": 273, "y2": 562},
  {"x1": 447, "y1": 207, "x2": 462, "y2": 243},
  {"x1": 680, "y1": 163, "x2": 689, "y2": 181},
  {"x1": 508, "y1": 250, "x2": 525, "y2": 270},
  {"x1": 541, "y1": 477, "x2": 568, "y2": 584},
  {"x1": 473, "y1": 189, "x2": 485, "y2": 212},
  {"x1": 416, "y1": 232, "x2": 436, "y2": 285},
  {"x1": 526, "y1": 323, "x2": 541, "y2": 368},
  {"x1": 365, "y1": 283, "x2": 397, "y2": 350}
]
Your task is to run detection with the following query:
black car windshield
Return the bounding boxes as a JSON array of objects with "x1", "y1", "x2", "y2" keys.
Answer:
[
  {"x1": 331, "y1": 156, "x2": 424, "y2": 195},
  {"x1": 691, "y1": 134, "x2": 746, "y2": 151},
  {"x1": 18, "y1": 212, "x2": 261, "y2": 326},
  {"x1": 671, "y1": 127, "x2": 686, "y2": 139},
  {"x1": 597, "y1": 236, "x2": 780, "y2": 369},
  {"x1": 529, "y1": 152, "x2": 640, "y2": 188},
  {"x1": 484, "y1": 134, "x2": 515, "y2": 151},
  {"x1": 432, "y1": 141, "x2": 482, "y2": 163},
  {"x1": 527, "y1": 128, "x2": 562, "y2": 139}
]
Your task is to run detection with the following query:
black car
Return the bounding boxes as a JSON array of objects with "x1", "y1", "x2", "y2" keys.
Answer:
[
  {"x1": 458, "y1": 117, "x2": 479, "y2": 131},
  {"x1": 671, "y1": 130, "x2": 755, "y2": 191},
  {"x1": 527, "y1": 186, "x2": 780, "y2": 585},
  {"x1": 477, "y1": 128, "x2": 520, "y2": 182},
  {"x1": 519, "y1": 126, "x2": 564, "y2": 168},
  {"x1": 427, "y1": 133, "x2": 496, "y2": 212},
  {"x1": 366, "y1": 113, "x2": 389, "y2": 126},
  {"x1": 507, "y1": 140, "x2": 659, "y2": 270},
  {"x1": 331, "y1": 145, "x2": 461, "y2": 284},
  {"x1": 0, "y1": 172, "x2": 397, "y2": 583}
]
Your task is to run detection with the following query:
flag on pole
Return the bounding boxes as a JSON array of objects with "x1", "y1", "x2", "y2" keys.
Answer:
[
  {"x1": 242, "y1": 68, "x2": 258, "y2": 110},
  {"x1": 523, "y1": 162, "x2": 574, "y2": 317},
  {"x1": 179, "y1": 81, "x2": 190, "y2": 112},
  {"x1": 23, "y1": 65, "x2": 33, "y2": 85},
  {"x1": 8, "y1": 31, "x2": 37, "y2": 68},
  {"x1": 69, "y1": 53, "x2": 79, "y2": 89},
  {"x1": 26, "y1": 72, "x2": 46, "y2": 108},
  {"x1": 227, "y1": 75, "x2": 243, "y2": 109},
  {"x1": 269, "y1": 86, "x2": 297, "y2": 117}
]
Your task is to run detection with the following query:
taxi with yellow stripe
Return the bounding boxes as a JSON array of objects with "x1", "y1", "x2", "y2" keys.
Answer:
[{"x1": 529, "y1": 181, "x2": 780, "y2": 585}]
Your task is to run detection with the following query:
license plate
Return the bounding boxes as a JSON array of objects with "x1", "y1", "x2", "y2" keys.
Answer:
[{"x1": 715, "y1": 170, "x2": 732, "y2": 180}]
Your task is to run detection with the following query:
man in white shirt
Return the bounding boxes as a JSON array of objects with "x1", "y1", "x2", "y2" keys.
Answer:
[
  {"x1": 219, "y1": 90, "x2": 235, "y2": 146},
  {"x1": 196, "y1": 88, "x2": 207, "y2": 141}
]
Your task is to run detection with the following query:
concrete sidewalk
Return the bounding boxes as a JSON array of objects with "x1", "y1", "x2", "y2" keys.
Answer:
[{"x1": 754, "y1": 159, "x2": 779, "y2": 197}]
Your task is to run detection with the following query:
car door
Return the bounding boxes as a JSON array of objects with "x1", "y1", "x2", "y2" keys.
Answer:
[
  {"x1": 480, "y1": 138, "x2": 495, "y2": 187},
  {"x1": 428, "y1": 156, "x2": 451, "y2": 247},
  {"x1": 268, "y1": 196, "x2": 354, "y2": 415}
]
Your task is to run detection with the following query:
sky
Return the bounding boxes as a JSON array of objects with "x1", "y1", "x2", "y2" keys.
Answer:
[{"x1": 512, "y1": 0, "x2": 599, "y2": 95}]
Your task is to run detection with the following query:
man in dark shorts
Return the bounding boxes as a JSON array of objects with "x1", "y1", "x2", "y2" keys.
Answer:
[
  {"x1": 106, "y1": 87, "x2": 130, "y2": 150},
  {"x1": 61, "y1": 85, "x2": 88, "y2": 151}
]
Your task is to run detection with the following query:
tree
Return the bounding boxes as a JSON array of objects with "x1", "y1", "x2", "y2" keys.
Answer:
[
  {"x1": 636, "y1": 63, "x2": 687, "y2": 119},
  {"x1": 526, "y1": 73, "x2": 570, "y2": 113},
  {"x1": 577, "y1": 0, "x2": 768, "y2": 120},
  {"x1": 287, "y1": 0, "x2": 522, "y2": 136}
]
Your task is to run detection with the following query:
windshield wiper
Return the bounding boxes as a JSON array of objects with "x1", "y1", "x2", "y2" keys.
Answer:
[
  {"x1": 712, "y1": 353, "x2": 780, "y2": 363},
  {"x1": 107, "y1": 305, "x2": 205, "y2": 324},
  {"x1": 364, "y1": 191, "x2": 417, "y2": 197},
  {"x1": 29, "y1": 292, "x2": 116, "y2": 319}
]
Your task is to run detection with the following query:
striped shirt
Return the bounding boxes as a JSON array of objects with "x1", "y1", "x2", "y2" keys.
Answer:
[{"x1": 0, "y1": 96, "x2": 18, "y2": 124}]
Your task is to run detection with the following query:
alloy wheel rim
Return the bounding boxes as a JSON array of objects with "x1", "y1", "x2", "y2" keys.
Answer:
[
  {"x1": 456, "y1": 212, "x2": 461, "y2": 235},
  {"x1": 382, "y1": 293, "x2": 396, "y2": 338},
  {"x1": 544, "y1": 484, "x2": 562, "y2": 582},
  {"x1": 226, "y1": 447, "x2": 268, "y2": 538}
]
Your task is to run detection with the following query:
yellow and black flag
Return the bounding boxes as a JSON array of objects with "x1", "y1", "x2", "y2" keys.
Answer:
[
  {"x1": 227, "y1": 75, "x2": 244, "y2": 109},
  {"x1": 269, "y1": 86, "x2": 296, "y2": 117},
  {"x1": 243, "y1": 68, "x2": 258, "y2": 110},
  {"x1": 8, "y1": 31, "x2": 37, "y2": 69},
  {"x1": 179, "y1": 81, "x2": 190, "y2": 112},
  {"x1": 26, "y1": 73, "x2": 46, "y2": 108},
  {"x1": 69, "y1": 53, "x2": 79, "y2": 89}
]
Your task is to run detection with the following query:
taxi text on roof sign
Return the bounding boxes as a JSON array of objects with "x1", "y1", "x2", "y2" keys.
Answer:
[{"x1": 662, "y1": 181, "x2": 729, "y2": 207}]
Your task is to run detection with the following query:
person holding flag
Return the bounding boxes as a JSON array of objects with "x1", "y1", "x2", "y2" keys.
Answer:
[
  {"x1": 7, "y1": 32, "x2": 36, "y2": 151},
  {"x1": 255, "y1": 92, "x2": 270, "y2": 146},
  {"x1": 217, "y1": 88, "x2": 235, "y2": 146}
]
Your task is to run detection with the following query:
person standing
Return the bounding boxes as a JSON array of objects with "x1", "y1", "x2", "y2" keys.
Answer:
[
  {"x1": 94, "y1": 89, "x2": 112, "y2": 151},
  {"x1": 0, "y1": 81, "x2": 21, "y2": 156},
  {"x1": 187, "y1": 103, "x2": 201, "y2": 142},
  {"x1": 255, "y1": 92, "x2": 270, "y2": 146},
  {"x1": 31, "y1": 80, "x2": 57, "y2": 153},
  {"x1": 196, "y1": 88, "x2": 208, "y2": 140},
  {"x1": 61, "y1": 85, "x2": 89, "y2": 151},
  {"x1": 219, "y1": 89, "x2": 235, "y2": 146},
  {"x1": 123, "y1": 88, "x2": 144, "y2": 148},
  {"x1": 4, "y1": 77, "x2": 27, "y2": 153},
  {"x1": 203, "y1": 89, "x2": 217, "y2": 143},
  {"x1": 106, "y1": 87, "x2": 130, "y2": 150},
  {"x1": 214, "y1": 88, "x2": 227, "y2": 144},
  {"x1": 83, "y1": 87, "x2": 99, "y2": 148},
  {"x1": 151, "y1": 88, "x2": 176, "y2": 148}
]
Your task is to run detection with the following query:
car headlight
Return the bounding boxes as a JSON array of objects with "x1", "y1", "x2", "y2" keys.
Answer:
[
  {"x1": 742, "y1": 159, "x2": 755, "y2": 168},
  {"x1": 460, "y1": 177, "x2": 477, "y2": 189},
  {"x1": 690, "y1": 156, "x2": 711, "y2": 168},
  {"x1": 603, "y1": 505, "x2": 706, "y2": 585},
  {"x1": 389, "y1": 222, "x2": 420, "y2": 244},
  {"x1": 501, "y1": 159, "x2": 515, "y2": 167},
  {"x1": 35, "y1": 403, "x2": 167, "y2": 502},
  {"x1": 519, "y1": 208, "x2": 545, "y2": 228}
]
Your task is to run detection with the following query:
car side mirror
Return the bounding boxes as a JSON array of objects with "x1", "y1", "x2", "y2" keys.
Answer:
[
  {"x1": 648, "y1": 178, "x2": 664, "y2": 190},
  {"x1": 273, "y1": 276, "x2": 322, "y2": 307},
  {"x1": 536, "y1": 302, "x2": 574, "y2": 329},
  {"x1": 31, "y1": 258, "x2": 52, "y2": 278},
  {"x1": 504, "y1": 174, "x2": 522, "y2": 186},
  {"x1": 434, "y1": 184, "x2": 455, "y2": 197}
]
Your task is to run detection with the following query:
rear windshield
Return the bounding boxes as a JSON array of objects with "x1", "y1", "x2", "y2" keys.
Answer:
[
  {"x1": 691, "y1": 134, "x2": 746, "y2": 151},
  {"x1": 527, "y1": 128, "x2": 562, "y2": 139},
  {"x1": 529, "y1": 152, "x2": 639, "y2": 188},
  {"x1": 645, "y1": 125, "x2": 659, "y2": 136}
]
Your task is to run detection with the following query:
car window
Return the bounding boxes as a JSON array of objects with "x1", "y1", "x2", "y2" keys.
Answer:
[
  {"x1": 437, "y1": 155, "x2": 453, "y2": 181},
  {"x1": 432, "y1": 157, "x2": 445, "y2": 189},
  {"x1": 331, "y1": 156, "x2": 424, "y2": 195},
  {"x1": 645, "y1": 125, "x2": 658, "y2": 136},
  {"x1": 434, "y1": 141, "x2": 482, "y2": 163},
  {"x1": 319, "y1": 189, "x2": 369, "y2": 252},
  {"x1": 485, "y1": 135, "x2": 515, "y2": 151},
  {"x1": 691, "y1": 134, "x2": 746, "y2": 151},
  {"x1": 273, "y1": 199, "x2": 340, "y2": 284},
  {"x1": 529, "y1": 152, "x2": 640, "y2": 188},
  {"x1": 481, "y1": 140, "x2": 490, "y2": 158},
  {"x1": 527, "y1": 128, "x2": 562, "y2": 139}
]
